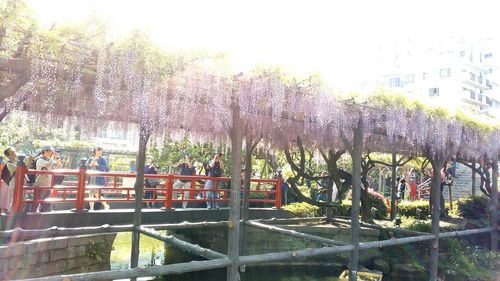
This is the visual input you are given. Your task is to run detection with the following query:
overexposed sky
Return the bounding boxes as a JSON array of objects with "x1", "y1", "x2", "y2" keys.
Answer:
[{"x1": 26, "y1": 0, "x2": 499, "y2": 89}]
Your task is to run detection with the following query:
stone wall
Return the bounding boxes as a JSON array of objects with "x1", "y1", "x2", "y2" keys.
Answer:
[
  {"x1": 0, "y1": 233, "x2": 116, "y2": 280},
  {"x1": 442, "y1": 163, "x2": 481, "y2": 202},
  {"x1": 170, "y1": 222, "x2": 380, "y2": 264}
]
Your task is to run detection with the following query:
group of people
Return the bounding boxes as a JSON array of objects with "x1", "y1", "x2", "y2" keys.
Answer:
[
  {"x1": 0, "y1": 145, "x2": 231, "y2": 213},
  {"x1": 144, "y1": 152, "x2": 225, "y2": 209},
  {"x1": 0, "y1": 145, "x2": 109, "y2": 214}
]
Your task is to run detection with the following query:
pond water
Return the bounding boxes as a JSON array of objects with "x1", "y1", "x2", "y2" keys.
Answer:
[{"x1": 111, "y1": 232, "x2": 341, "y2": 281}]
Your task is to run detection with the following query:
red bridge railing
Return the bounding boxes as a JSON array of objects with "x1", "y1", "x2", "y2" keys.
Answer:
[{"x1": 11, "y1": 160, "x2": 283, "y2": 213}]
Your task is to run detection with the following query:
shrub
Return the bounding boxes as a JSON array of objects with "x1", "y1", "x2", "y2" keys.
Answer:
[
  {"x1": 368, "y1": 189, "x2": 388, "y2": 219},
  {"x1": 283, "y1": 202, "x2": 320, "y2": 217},
  {"x1": 331, "y1": 202, "x2": 351, "y2": 217},
  {"x1": 455, "y1": 196, "x2": 490, "y2": 220},
  {"x1": 397, "y1": 200, "x2": 430, "y2": 219},
  {"x1": 401, "y1": 216, "x2": 431, "y2": 233}
]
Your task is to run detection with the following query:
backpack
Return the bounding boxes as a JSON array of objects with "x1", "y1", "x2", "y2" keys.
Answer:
[
  {"x1": 1, "y1": 161, "x2": 15, "y2": 185},
  {"x1": 27, "y1": 156, "x2": 42, "y2": 184}
]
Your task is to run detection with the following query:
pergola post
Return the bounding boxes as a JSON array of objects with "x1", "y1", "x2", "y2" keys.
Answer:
[
  {"x1": 390, "y1": 151, "x2": 397, "y2": 220},
  {"x1": 471, "y1": 161, "x2": 476, "y2": 196},
  {"x1": 429, "y1": 151, "x2": 446, "y2": 281},
  {"x1": 348, "y1": 117, "x2": 364, "y2": 281},
  {"x1": 490, "y1": 156, "x2": 498, "y2": 251},
  {"x1": 131, "y1": 125, "x2": 150, "y2": 271},
  {"x1": 227, "y1": 102, "x2": 243, "y2": 281}
]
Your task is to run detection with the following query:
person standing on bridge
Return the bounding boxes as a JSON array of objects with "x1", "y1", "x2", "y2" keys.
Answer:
[
  {"x1": 205, "y1": 152, "x2": 224, "y2": 209},
  {"x1": 172, "y1": 155, "x2": 196, "y2": 208},
  {"x1": 87, "y1": 146, "x2": 110, "y2": 211},
  {"x1": 1, "y1": 146, "x2": 18, "y2": 213},
  {"x1": 35, "y1": 145, "x2": 61, "y2": 212},
  {"x1": 144, "y1": 155, "x2": 159, "y2": 208}
]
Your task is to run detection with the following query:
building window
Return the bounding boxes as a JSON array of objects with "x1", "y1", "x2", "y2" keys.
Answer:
[
  {"x1": 470, "y1": 90, "x2": 475, "y2": 100},
  {"x1": 486, "y1": 97, "x2": 492, "y2": 105},
  {"x1": 486, "y1": 79, "x2": 492, "y2": 89},
  {"x1": 478, "y1": 94, "x2": 483, "y2": 102},
  {"x1": 439, "y1": 68, "x2": 450, "y2": 78},
  {"x1": 429, "y1": 88, "x2": 439, "y2": 97},
  {"x1": 478, "y1": 74, "x2": 483, "y2": 84},
  {"x1": 460, "y1": 50, "x2": 465, "y2": 57},
  {"x1": 423, "y1": 72, "x2": 428, "y2": 80},
  {"x1": 403, "y1": 74, "x2": 414, "y2": 83},
  {"x1": 470, "y1": 73, "x2": 476, "y2": 81},
  {"x1": 389, "y1": 78, "x2": 402, "y2": 88}
]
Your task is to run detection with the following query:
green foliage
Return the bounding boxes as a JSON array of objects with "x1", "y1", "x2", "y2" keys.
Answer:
[
  {"x1": 438, "y1": 239, "x2": 490, "y2": 280},
  {"x1": 149, "y1": 135, "x2": 223, "y2": 174},
  {"x1": 330, "y1": 202, "x2": 351, "y2": 217},
  {"x1": 86, "y1": 239, "x2": 113, "y2": 263},
  {"x1": 397, "y1": 200, "x2": 430, "y2": 219},
  {"x1": 455, "y1": 196, "x2": 490, "y2": 220},
  {"x1": 365, "y1": 89, "x2": 411, "y2": 108},
  {"x1": 283, "y1": 202, "x2": 319, "y2": 218},
  {"x1": 400, "y1": 216, "x2": 431, "y2": 233},
  {"x1": 368, "y1": 189, "x2": 388, "y2": 219}
]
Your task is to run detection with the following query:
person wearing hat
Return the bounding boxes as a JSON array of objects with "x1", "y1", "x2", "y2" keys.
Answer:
[{"x1": 34, "y1": 145, "x2": 61, "y2": 212}]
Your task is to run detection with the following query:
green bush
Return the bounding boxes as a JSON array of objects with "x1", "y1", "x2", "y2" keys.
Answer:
[
  {"x1": 397, "y1": 200, "x2": 430, "y2": 219},
  {"x1": 401, "y1": 216, "x2": 431, "y2": 233},
  {"x1": 331, "y1": 202, "x2": 351, "y2": 217},
  {"x1": 455, "y1": 196, "x2": 490, "y2": 220},
  {"x1": 283, "y1": 202, "x2": 320, "y2": 217},
  {"x1": 368, "y1": 189, "x2": 388, "y2": 219}
]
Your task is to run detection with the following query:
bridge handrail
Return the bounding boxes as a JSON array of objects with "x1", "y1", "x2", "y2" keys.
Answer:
[{"x1": 12, "y1": 165, "x2": 283, "y2": 212}]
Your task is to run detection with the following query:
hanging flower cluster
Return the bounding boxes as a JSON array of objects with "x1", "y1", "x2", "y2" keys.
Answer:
[{"x1": 13, "y1": 41, "x2": 500, "y2": 160}]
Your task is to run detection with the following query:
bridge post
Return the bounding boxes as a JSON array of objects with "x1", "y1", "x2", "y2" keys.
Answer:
[
  {"x1": 12, "y1": 155, "x2": 27, "y2": 213},
  {"x1": 163, "y1": 174, "x2": 173, "y2": 210},
  {"x1": 73, "y1": 159, "x2": 88, "y2": 212},
  {"x1": 274, "y1": 173, "x2": 282, "y2": 209}
]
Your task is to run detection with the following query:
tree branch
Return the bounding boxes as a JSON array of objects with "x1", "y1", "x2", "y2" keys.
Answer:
[{"x1": 0, "y1": 73, "x2": 29, "y2": 101}]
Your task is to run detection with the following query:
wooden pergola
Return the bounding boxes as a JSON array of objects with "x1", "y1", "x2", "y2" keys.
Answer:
[{"x1": 1, "y1": 25, "x2": 499, "y2": 281}]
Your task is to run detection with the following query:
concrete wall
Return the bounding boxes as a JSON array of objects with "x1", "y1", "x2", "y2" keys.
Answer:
[
  {"x1": 171, "y1": 222, "x2": 380, "y2": 264},
  {"x1": 0, "y1": 233, "x2": 116, "y2": 280}
]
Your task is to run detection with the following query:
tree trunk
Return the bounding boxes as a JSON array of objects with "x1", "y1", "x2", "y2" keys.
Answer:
[
  {"x1": 240, "y1": 132, "x2": 254, "y2": 268},
  {"x1": 471, "y1": 161, "x2": 476, "y2": 196},
  {"x1": 490, "y1": 157, "x2": 498, "y2": 251},
  {"x1": 360, "y1": 188, "x2": 373, "y2": 223},
  {"x1": 227, "y1": 104, "x2": 242, "y2": 281},
  {"x1": 242, "y1": 134, "x2": 253, "y2": 221},
  {"x1": 429, "y1": 153, "x2": 445, "y2": 281},
  {"x1": 130, "y1": 125, "x2": 150, "y2": 271},
  {"x1": 348, "y1": 117, "x2": 364, "y2": 281},
  {"x1": 390, "y1": 151, "x2": 397, "y2": 220}
]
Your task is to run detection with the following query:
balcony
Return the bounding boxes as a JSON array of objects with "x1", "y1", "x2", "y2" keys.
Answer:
[
  {"x1": 461, "y1": 91, "x2": 488, "y2": 106},
  {"x1": 461, "y1": 72, "x2": 489, "y2": 90}
]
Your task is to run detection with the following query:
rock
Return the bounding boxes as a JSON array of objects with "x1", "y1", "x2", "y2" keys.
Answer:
[
  {"x1": 443, "y1": 269, "x2": 457, "y2": 281},
  {"x1": 372, "y1": 258, "x2": 390, "y2": 273},
  {"x1": 390, "y1": 263, "x2": 426, "y2": 281}
]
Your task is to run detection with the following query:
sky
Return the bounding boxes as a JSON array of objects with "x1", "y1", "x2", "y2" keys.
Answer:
[{"x1": 26, "y1": 0, "x2": 499, "y2": 90}]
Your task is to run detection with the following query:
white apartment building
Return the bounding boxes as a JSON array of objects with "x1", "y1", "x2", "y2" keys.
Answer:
[{"x1": 364, "y1": 37, "x2": 499, "y2": 115}]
